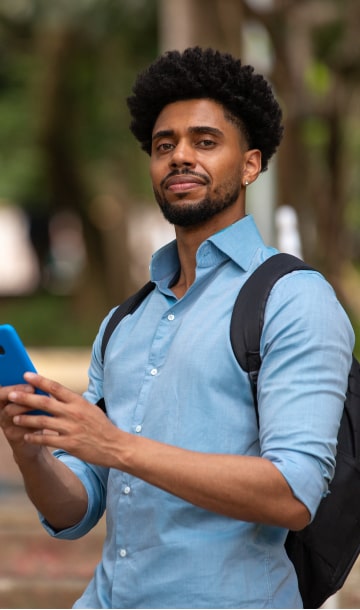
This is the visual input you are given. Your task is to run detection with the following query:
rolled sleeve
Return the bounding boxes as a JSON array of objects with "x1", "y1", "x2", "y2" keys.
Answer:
[
  {"x1": 40, "y1": 451, "x2": 108, "y2": 539},
  {"x1": 258, "y1": 270, "x2": 354, "y2": 519},
  {"x1": 40, "y1": 315, "x2": 112, "y2": 539}
]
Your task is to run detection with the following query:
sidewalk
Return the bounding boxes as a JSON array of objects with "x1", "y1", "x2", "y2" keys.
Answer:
[{"x1": 0, "y1": 489, "x2": 105, "y2": 609}]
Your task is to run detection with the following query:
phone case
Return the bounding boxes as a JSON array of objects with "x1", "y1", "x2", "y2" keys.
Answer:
[
  {"x1": 0, "y1": 324, "x2": 48, "y2": 412},
  {"x1": 0, "y1": 324, "x2": 38, "y2": 386}
]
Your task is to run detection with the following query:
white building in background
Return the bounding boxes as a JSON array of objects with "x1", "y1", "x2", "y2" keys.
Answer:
[
  {"x1": 0, "y1": 204, "x2": 40, "y2": 295},
  {"x1": 275, "y1": 205, "x2": 303, "y2": 259},
  {"x1": 128, "y1": 206, "x2": 175, "y2": 286}
]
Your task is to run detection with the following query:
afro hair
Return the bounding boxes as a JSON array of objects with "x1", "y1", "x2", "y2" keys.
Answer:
[{"x1": 127, "y1": 47, "x2": 284, "y2": 172}]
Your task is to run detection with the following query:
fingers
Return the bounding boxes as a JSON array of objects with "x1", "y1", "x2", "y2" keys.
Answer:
[
  {"x1": 23, "y1": 429, "x2": 64, "y2": 450},
  {"x1": 13, "y1": 412, "x2": 57, "y2": 429},
  {"x1": 8, "y1": 377, "x2": 85, "y2": 431},
  {"x1": 0, "y1": 401, "x2": 34, "y2": 434},
  {"x1": 27, "y1": 428, "x2": 60, "y2": 438},
  {"x1": 0, "y1": 383, "x2": 35, "y2": 394},
  {"x1": 23, "y1": 372, "x2": 76, "y2": 403},
  {"x1": 2, "y1": 374, "x2": 71, "y2": 428},
  {"x1": 8, "y1": 390, "x2": 54, "y2": 416},
  {"x1": 0, "y1": 383, "x2": 34, "y2": 408}
]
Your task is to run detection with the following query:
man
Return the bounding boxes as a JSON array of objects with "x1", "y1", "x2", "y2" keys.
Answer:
[{"x1": 0, "y1": 47, "x2": 354, "y2": 608}]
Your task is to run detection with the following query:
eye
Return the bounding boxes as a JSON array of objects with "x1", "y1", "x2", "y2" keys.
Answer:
[
  {"x1": 197, "y1": 139, "x2": 216, "y2": 148},
  {"x1": 156, "y1": 142, "x2": 175, "y2": 153}
]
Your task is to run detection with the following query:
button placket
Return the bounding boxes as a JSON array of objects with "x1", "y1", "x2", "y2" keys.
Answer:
[{"x1": 131, "y1": 304, "x2": 180, "y2": 440}]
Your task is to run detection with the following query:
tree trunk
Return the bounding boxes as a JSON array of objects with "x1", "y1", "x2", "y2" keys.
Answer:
[
  {"x1": 158, "y1": 0, "x2": 243, "y2": 54},
  {"x1": 34, "y1": 24, "x2": 133, "y2": 318}
]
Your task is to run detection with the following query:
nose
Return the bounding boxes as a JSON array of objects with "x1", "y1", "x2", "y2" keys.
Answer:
[{"x1": 169, "y1": 140, "x2": 196, "y2": 168}]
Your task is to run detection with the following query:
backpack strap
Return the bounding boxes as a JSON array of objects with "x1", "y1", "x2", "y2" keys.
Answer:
[
  {"x1": 96, "y1": 280, "x2": 155, "y2": 414},
  {"x1": 101, "y1": 280, "x2": 155, "y2": 362},
  {"x1": 230, "y1": 253, "x2": 314, "y2": 420}
]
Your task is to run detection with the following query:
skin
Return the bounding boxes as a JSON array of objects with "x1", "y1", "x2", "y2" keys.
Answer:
[
  {"x1": 150, "y1": 99, "x2": 260, "y2": 296},
  {"x1": 0, "y1": 99, "x2": 310, "y2": 532}
]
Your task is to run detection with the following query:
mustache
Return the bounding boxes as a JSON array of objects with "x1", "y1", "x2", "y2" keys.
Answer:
[{"x1": 160, "y1": 169, "x2": 210, "y2": 188}]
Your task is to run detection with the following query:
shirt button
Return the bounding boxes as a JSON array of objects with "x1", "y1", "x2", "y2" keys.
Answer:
[
  {"x1": 123, "y1": 486, "x2": 131, "y2": 495},
  {"x1": 167, "y1": 313, "x2": 175, "y2": 321},
  {"x1": 135, "y1": 424, "x2": 142, "y2": 433},
  {"x1": 119, "y1": 548, "x2": 127, "y2": 558},
  {"x1": 150, "y1": 368, "x2": 158, "y2": 376}
]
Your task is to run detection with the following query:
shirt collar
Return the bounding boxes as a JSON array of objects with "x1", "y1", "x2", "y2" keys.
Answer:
[
  {"x1": 150, "y1": 215, "x2": 266, "y2": 284},
  {"x1": 207, "y1": 215, "x2": 266, "y2": 271}
]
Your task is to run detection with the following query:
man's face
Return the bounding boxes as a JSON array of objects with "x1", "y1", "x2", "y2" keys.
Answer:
[{"x1": 150, "y1": 99, "x2": 250, "y2": 228}]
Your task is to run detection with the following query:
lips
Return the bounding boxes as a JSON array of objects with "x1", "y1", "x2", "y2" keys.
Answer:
[{"x1": 165, "y1": 174, "x2": 207, "y2": 192}]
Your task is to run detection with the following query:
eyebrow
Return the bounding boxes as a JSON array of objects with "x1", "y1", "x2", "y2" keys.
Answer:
[{"x1": 152, "y1": 125, "x2": 224, "y2": 142}]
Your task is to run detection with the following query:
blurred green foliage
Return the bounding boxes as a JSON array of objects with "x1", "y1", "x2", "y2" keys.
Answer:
[
  {"x1": 0, "y1": 293, "x2": 99, "y2": 346},
  {"x1": 0, "y1": 0, "x2": 158, "y2": 345},
  {"x1": 0, "y1": 0, "x2": 158, "y2": 204}
]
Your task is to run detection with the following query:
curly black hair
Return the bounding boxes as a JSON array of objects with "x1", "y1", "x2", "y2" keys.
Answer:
[{"x1": 127, "y1": 47, "x2": 284, "y2": 172}]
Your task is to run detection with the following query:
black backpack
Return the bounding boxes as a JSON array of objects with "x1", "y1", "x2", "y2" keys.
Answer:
[{"x1": 99, "y1": 252, "x2": 360, "y2": 609}]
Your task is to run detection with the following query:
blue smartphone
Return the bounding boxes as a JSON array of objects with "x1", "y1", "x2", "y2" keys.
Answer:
[{"x1": 0, "y1": 324, "x2": 49, "y2": 414}]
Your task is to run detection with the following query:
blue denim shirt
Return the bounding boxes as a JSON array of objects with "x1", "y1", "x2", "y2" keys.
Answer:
[{"x1": 41, "y1": 215, "x2": 354, "y2": 608}]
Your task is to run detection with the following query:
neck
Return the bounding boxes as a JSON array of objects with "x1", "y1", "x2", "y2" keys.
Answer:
[{"x1": 171, "y1": 206, "x2": 246, "y2": 298}]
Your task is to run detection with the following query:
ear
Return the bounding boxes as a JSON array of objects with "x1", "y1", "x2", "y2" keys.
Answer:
[{"x1": 242, "y1": 149, "x2": 262, "y2": 187}]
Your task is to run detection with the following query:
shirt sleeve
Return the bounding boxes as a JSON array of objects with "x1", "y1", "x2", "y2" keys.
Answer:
[
  {"x1": 39, "y1": 451, "x2": 108, "y2": 539},
  {"x1": 258, "y1": 269, "x2": 354, "y2": 520},
  {"x1": 82, "y1": 306, "x2": 119, "y2": 406},
  {"x1": 39, "y1": 314, "x2": 114, "y2": 540}
]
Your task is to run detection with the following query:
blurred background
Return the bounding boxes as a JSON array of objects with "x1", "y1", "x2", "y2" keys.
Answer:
[{"x1": 0, "y1": 0, "x2": 359, "y2": 607}]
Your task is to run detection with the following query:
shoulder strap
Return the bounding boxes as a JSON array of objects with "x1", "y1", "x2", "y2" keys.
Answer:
[
  {"x1": 230, "y1": 253, "x2": 314, "y2": 415},
  {"x1": 101, "y1": 281, "x2": 155, "y2": 362}
]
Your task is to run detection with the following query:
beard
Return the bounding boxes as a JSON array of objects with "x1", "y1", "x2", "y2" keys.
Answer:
[{"x1": 153, "y1": 179, "x2": 241, "y2": 227}]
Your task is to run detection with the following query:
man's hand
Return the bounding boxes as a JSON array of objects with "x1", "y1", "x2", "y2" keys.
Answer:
[
  {"x1": 0, "y1": 374, "x2": 102, "y2": 530},
  {"x1": 8, "y1": 372, "x2": 120, "y2": 467},
  {"x1": 0, "y1": 381, "x2": 43, "y2": 459}
]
